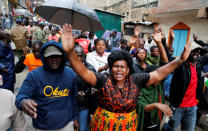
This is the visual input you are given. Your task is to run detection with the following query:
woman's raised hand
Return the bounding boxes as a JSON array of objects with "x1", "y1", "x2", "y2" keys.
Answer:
[{"x1": 152, "y1": 32, "x2": 162, "y2": 44}]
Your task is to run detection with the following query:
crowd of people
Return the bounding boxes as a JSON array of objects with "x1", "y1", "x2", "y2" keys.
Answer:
[{"x1": 0, "y1": 14, "x2": 208, "y2": 131}]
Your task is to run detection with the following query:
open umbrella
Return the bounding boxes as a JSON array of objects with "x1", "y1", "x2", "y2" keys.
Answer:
[
  {"x1": 34, "y1": 0, "x2": 104, "y2": 32},
  {"x1": 14, "y1": 9, "x2": 33, "y2": 17}
]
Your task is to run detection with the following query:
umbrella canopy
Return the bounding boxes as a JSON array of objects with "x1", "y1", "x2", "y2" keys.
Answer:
[
  {"x1": 34, "y1": 0, "x2": 104, "y2": 32},
  {"x1": 14, "y1": 9, "x2": 33, "y2": 17}
]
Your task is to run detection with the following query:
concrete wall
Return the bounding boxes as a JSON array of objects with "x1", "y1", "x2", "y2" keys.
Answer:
[
  {"x1": 133, "y1": 0, "x2": 146, "y2": 6},
  {"x1": 105, "y1": 0, "x2": 159, "y2": 22},
  {"x1": 159, "y1": 0, "x2": 207, "y2": 8},
  {"x1": 150, "y1": 0, "x2": 208, "y2": 14},
  {"x1": 156, "y1": 11, "x2": 208, "y2": 43},
  {"x1": 146, "y1": 0, "x2": 208, "y2": 43},
  {"x1": 78, "y1": 0, "x2": 125, "y2": 9},
  {"x1": 78, "y1": 0, "x2": 156, "y2": 23},
  {"x1": 105, "y1": 0, "x2": 130, "y2": 18},
  {"x1": 105, "y1": 0, "x2": 146, "y2": 22},
  {"x1": 131, "y1": 6, "x2": 148, "y2": 22},
  {"x1": 104, "y1": 0, "x2": 157, "y2": 36},
  {"x1": 78, "y1": 0, "x2": 107, "y2": 10}
]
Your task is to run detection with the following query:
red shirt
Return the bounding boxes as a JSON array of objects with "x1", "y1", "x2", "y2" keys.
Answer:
[
  {"x1": 48, "y1": 34, "x2": 60, "y2": 42},
  {"x1": 180, "y1": 63, "x2": 198, "y2": 107},
  {"x1": 75, "y1": 39, "x2": 90, "y2": 54}
]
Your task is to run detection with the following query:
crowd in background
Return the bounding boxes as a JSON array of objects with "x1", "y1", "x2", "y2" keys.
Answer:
[{"x1": 0, "y1": 14, "x2": 208, "y2": 131}]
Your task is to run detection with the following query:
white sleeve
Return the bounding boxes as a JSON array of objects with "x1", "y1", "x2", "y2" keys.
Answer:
[
  {"x1": 11, "y1": 95, "x2": 28, "y2": 131},
  {"x1": 86, "y1": 53, "x2": 98, "y2": 71},
  {"x1": 86, "y1": 53, "x2": 94, "y2": 66}
]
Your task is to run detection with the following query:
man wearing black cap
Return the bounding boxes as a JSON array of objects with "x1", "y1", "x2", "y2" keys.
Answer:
[
  {"x1": 15, "y1": 41, "x2": 79, "y2": 131},
  {"x1": 163, "y1": 43, "x2": 208, "y2": 131}
]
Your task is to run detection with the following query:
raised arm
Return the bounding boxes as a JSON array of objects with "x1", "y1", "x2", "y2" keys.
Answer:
[
  {"x1": 193, "y1": 33, "x2": 207, "y2": 47},
  {"x1": 152, "y1": 30, "x2": 169, "y2": 63},
  {"x1": 168, "y1": 29, "x2": 175, "y2": 50},
  {"x1": 61, "y1": 24, "x2": 97, "y2": 86},
  {"x1": 146, "y1": 41, "x2": 191, "y2": 87},
  {"x1": 15, "y1": 46, "x2": 30, "y2": 73},
  {"x1": 128, "y1": 35, "x2": 138, "y2": 49}
]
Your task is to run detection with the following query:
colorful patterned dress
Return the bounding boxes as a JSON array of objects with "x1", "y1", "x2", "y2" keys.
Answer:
[{"x1": 90, "y1": 73, "x2": 150, "y2": 131}]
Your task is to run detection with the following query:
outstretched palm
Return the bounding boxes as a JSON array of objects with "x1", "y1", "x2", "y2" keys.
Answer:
[
  {"x1": 152, "y1": 32, "x2": 162, "y2": 43},
  {"x1": 180, "y1": 42, "x2": 191, "y2": 62},
  {"x1": 61, "y1": 24, "x2": 75, "y2": 53},
  {"x1": 170, "y1": 29, "x2": 175, "y2": 38}
]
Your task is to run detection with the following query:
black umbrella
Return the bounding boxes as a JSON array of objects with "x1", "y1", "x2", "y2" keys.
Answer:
[{"x1": 34, "y1": 0, "x2": 104, "y2": 31}]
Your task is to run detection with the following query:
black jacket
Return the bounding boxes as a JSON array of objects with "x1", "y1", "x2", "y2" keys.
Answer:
[
  {"x1": 0, "y1": 40, "x2": 15, "y2": 92},
  {"x1": 132, "y1": 58, "x2": 151, "y2": 74},
  {"x1": 76, "y1": 61, "x2": 96, "y2": 110},
  {"x1": 170, "y1": 54, "x2": 208, "y2": 108},
  {"x1": 15, "y1": 56, "x2": 26, "y2": 73}
]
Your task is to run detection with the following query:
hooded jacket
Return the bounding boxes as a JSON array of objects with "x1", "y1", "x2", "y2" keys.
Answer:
[
  {"x1": 0, "y1": 40, "x2": 15, "y2": 92},
  {"x1": 15, "y1": 41, "x2": 79, "y2": 130}
]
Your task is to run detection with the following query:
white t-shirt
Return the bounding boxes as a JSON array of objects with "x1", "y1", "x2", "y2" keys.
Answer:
[
  {"x1": 86, "y1": 51, "x2": 110, "y2": 73},
  {"x1": 144, "y1": 40, "x2": 157, "y2": 53}
]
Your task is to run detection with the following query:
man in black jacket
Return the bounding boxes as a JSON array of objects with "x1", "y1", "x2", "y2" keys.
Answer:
[
  {"x1": 163, "y1": 43, "x2": 208, "y2": 131},
  {"x1": 74, "y1": 45, "x2": 96, "y2": 131},
  {"x1": 0, "y1": 30, "x2": 15, "y2": 92}
]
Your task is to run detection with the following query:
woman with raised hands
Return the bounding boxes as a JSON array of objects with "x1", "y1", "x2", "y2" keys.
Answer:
[{"x1": 61, "y1": 24, "x2": 191, "y2": 131}]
